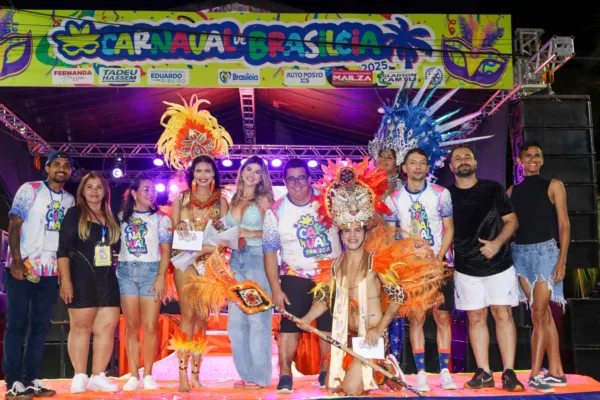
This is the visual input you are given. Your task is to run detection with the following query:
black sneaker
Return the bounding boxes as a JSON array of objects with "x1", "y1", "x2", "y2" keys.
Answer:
[
  {"x1": 29, "y1": 380, "x2": 56, "y2": 397},
  {"x1": 276, "y1": 375, "x2": 293, "y2": 394},
  {"x1": 464, "y1": 368, "x2": 495, "y2": 389},
  {"x1": 5, "y1": 382, "x2": 33, "y2": 400},
  {"x1": 318, "y1": 371, "x2": 327, "y2": 388},
  {"x1": 502, "y1": 369, "x2": 525, "y2": 392},
  {"x1": 542, "y1": 373, "x2": 568, "y2": 387},
  {"x1": 528, "y1": 375, "x2": 554, "y2": 393}
]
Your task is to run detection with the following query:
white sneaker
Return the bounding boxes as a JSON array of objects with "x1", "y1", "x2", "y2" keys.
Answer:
[
  {"x1": 123, "y1": 376, "x2": 140, "y2": 391},
  {"x1": 143, "y1": 375, "x2": 159, "y2": 390},
  {"x1": 440, "y1": 368, "x2": 458, "y2": 390},
  {"x1": 416, "y1": 370, "x2": 431, "y2": 392},
  {"x1": 88, "y1": 372, "x2": 118, "y2": 392},
  {"x1": 71, "y1": 373, "x2": 88, "y2": 393}
]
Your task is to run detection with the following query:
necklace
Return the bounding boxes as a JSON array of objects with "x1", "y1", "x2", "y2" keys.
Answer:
[{"x1": 190, "y1": 189, "x2": 221, "y2": 209}]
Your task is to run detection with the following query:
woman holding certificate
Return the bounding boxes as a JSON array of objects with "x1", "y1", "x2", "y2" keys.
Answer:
[
  {"x1": 57, "y1": 172, "x2": 121, "y2": 394},
  {"x1": 155, "y1": 95, "x2": 233, "y2": 392},
  {"x1": 224, "y1": 156, "x2": 274, "y2": 390}
]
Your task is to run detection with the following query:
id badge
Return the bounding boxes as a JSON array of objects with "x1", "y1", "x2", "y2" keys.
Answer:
[
  {"x1": 43, "y1": 229, "x2": 60, "y2": 252},
  {"x1": 409, "y1": 218, "x2": 420, "y2": 238},
  {"x1": 94, "y1": 244, "x2": 112, "y2": 267}
]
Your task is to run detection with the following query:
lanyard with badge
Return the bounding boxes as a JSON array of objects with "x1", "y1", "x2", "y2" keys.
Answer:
[
  {"x1": 408, "y1": 186, "x2": 426, "y2": 239},
  {"x1": 90, "y1": 209, "x2": 112, "y2": 267},
  {"x1": 43, "y1": 181, "x2": 63, "y2": 252}
]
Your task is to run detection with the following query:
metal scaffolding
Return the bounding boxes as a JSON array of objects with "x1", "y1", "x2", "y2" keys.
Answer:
[
  {"x1": 46, "y1": 142, "x2": 371, "y2": 160},
  {"x1": 97, "y1": 168, "x2": 323, "y2": 185}
]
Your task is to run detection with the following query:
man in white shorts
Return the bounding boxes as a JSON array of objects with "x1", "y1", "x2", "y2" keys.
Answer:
[{"x1": 447, "y1": 145, "x2": 524, "y2": 392}]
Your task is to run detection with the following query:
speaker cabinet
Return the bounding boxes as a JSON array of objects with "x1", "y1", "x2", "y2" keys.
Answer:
[
  {"x1": 509, "y1": 95, "x2": 598, "y2": 269},
  {"x1": 564, "y1": 299, "x2": 600, "y2": 379}
]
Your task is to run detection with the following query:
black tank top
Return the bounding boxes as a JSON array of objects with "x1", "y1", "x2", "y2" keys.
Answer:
[{"x1": 511, "y1": 175, "x2": 557, "y2": 244}]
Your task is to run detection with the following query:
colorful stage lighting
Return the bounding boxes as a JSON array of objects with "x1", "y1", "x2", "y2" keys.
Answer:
[
  {"x1": 169, "y1": 184, "x2": 179, "y2": 193},
  {"x1": 153, "y1": 158, "x2": 164, "y2": 167},
  {"x1": 222, "y1": 159, "x2": 233, "y2": 167},
  {"x1": 241, "y1": 158, "x2": 248, "y2": 165},
  {"x1": 155, "y1": 183, "x2": 166, "y2": 193},
  {"x1": 308, "y1": 160, "x2": 318, "y2": 168},
  {"x1": 271, "y1": 159, "x2": 282, "y2": 167},
  {"x1": 112, "y1": 168, "x2": 123, "y2": 178}
]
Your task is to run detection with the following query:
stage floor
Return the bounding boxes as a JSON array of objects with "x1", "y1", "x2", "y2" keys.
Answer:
[{"x1": 2, "y1": 353, "x2": 599, "y2": 399}]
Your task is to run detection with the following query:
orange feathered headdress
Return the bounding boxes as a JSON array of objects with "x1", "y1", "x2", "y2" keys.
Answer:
[
  {"x1": 313, "y1": 157, "x2": 391, "y2": 229},
  {"x1": 156, "y1": 94, "x2": 233, "y2": 170}
]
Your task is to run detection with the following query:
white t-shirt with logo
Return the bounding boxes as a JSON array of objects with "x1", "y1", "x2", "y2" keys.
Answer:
[
  {"x1": 8, "y1": 181, "x2": 75, "y2": 276},
  {"x1": 118, "y1": 211, "x2": 173, "y2": 263},
  {"x1": 263, "y1": 189, "x2": 341, "y2": 278},
  {"x1": 384, "y1": 182, "x2": 454, "y2": 263}
]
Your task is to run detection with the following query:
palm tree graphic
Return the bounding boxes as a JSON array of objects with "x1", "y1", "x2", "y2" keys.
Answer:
[{"x1": 384, "y1": 16, "x2": 433, "y2": 69}]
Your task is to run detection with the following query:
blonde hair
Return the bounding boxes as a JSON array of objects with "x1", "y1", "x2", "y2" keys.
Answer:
[
  {"x1": 76, "y1": 172, "x2": 120, "y2": 245},
  {"x1": 231, "y1": 156, "x2": 274, "y2": 206}
]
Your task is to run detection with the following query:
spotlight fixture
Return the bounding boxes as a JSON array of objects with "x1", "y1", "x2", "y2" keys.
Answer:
[
  {"x1": 241, "y1": 158, "x2": 248, "y2": 165},
  {"x1": 271, "y1": 159, "x2": 282, "y2": 168},
  {"x1": 155, "y1": 183, "x2": 166, "y2": 193},
  {"x1": 169, "y1": 184, "x2": 179, "y2": 193},
  {"x1": 308, "y1": 160, "x2": 318, "y2": 168},
  {"x1": 112, "y1": 156, "x2": 126, "y2": 178},
  {"x1": 153, "y1": 158, "x2": 164, "y2": 167},
  {"x1": 222, "y1": 159, "x2": 233, "y2": 167}
]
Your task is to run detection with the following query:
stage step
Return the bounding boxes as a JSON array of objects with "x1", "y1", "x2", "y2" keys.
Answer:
[{"x1": 206, "y1": 330, "x2": 278, "y2": 356}]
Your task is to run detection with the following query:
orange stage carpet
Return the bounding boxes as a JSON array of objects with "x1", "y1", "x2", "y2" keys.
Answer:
[{"x1": 2, "y1": 353, "x2": 599, "y2": 399}]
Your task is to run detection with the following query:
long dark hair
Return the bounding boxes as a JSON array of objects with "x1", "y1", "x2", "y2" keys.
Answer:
[
  {"x1": 121, "y1": 177, "x2": 157, "y2": 223},
  {"x1": 187, "y1": 155, "x2": 222, "y2": 191}
]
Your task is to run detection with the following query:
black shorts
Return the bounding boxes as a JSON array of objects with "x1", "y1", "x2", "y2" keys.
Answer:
[
  {"x1": 279, "y1": 275, "x2": 333, "y2": 333},
  {"x1": 437, "y1": 275, "x2": 455, "y2": 312}
]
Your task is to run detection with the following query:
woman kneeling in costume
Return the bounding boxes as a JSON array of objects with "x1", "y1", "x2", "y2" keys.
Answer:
[{"x1": 297, "y1": 159, "x2": 450, "y2": 396}]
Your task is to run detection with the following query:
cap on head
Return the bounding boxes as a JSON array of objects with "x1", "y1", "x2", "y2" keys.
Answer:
[{"x1": 46, "y1": 150, "x2": 72, "y2": 166}]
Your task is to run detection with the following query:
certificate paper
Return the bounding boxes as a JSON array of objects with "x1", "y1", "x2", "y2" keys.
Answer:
[
  {"x1": 351, "y1": 337, "x2": 385, "y2": 360},
  {"x1": 172, "y1": 230, "x2": 203, "y2": 251}
]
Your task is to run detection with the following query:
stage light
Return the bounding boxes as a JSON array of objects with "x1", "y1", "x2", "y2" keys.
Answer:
[
  {"x1": 222, "y1": 159, "x2": 233, "y2": 167},
  {"x1": 241, "y1": 158, "x2": 248, "y2": 165},
  {"x1": 112, "y1": 168, "x2": 123, "y2": 178},
  {"x1": 271, "y1": 159, "x2": 282, "y2": 167},
  {"x1": 264, "y1": 159, "x2": 269, "y2": 165},
  {"x1": 153, "y1": 158, "x2": 164, "y2": 167},
  {"x1": 155, "y1": 183, "x2": 166, "y2": 193},
  {"x1": 308, "y1": 160, "x2": 318, "y2": 168},
  {"x1": 112, "y1": 156, "x2": 126, "y2": 178},
  {"x1": 169, "y1": 184, "x2": 179, "y2": 193}
]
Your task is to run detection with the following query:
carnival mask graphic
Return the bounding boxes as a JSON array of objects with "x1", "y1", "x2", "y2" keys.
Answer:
[
  {"x1": 441, "y1": 15, "x2": 509, "y2": 87},
  {"x1": 0, "y1": 11, "x2": 33, "y2": 81}
]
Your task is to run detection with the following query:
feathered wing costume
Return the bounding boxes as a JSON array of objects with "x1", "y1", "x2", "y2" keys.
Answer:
[
  {"x1": 310, "y1": 158, "x2": 452, "y2": 392},
  {"x1": 155, "y1": 94, "x2": 232, "y2": 385}
]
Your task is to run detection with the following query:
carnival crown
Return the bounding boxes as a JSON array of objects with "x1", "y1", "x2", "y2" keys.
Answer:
[
  {"x1": 156, "y1": 94, "x2": 233, "y2": 170},
  {"x1": 313, "y1": 158, "x2": 391, "y2": 229}
]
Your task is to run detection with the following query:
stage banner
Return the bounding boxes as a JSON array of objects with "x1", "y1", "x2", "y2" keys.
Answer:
[{"x1": 0, "y1": 9, "x2": 513, "y2": 89}]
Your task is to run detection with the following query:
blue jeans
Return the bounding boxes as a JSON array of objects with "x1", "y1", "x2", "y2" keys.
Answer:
[
  {"x1": 512, "y1": 239, "x2": 565, "y2": 308},
  {"x1": 227, "y1": 246, "x2": 272, "y2": 386},
  {"x1": 117, "y1": 261, "x2": 160, "y2": 297},
  {"x1": 2, "y1": 271, "x2": 59, "y2": 386}
]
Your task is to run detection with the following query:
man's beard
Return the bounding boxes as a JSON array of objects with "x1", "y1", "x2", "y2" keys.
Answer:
[{"x1": 455, "y1": 165, "x2": 476, "y2": 178}]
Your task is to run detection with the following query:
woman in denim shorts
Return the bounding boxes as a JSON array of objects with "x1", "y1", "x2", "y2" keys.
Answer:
[
  {"x1": 224, "y1": 156, "x2": 275, "y2": 390},
  {"x1": 117, "y1": 177, "x2": 173, "y2": 391}
]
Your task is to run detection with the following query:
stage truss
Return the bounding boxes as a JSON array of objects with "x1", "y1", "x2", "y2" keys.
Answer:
[{"x1": 1, "y1": 28, "x2": 574, "y2": 183}]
